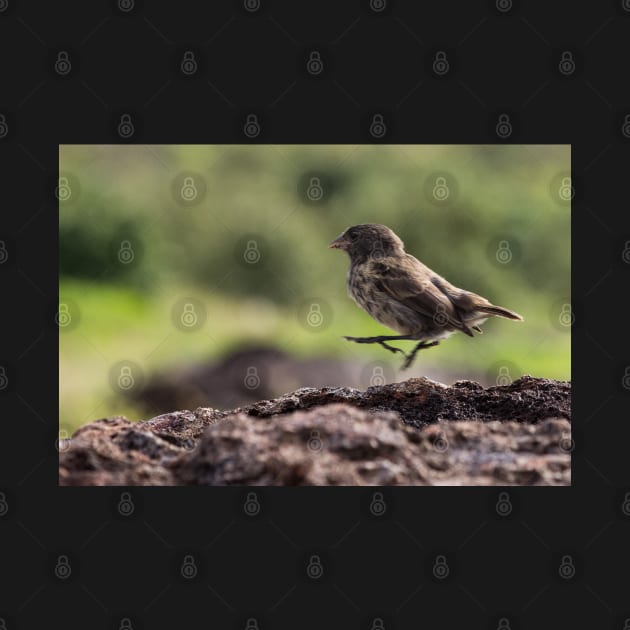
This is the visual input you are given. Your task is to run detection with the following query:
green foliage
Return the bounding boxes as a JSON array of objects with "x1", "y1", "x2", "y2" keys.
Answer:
[{"x1": 59, "y1": 145, "x2": 570, "y2": 430}]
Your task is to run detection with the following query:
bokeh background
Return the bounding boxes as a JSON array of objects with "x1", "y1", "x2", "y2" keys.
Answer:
[{"x1": 59, "y1": 145, "x2": 570, "y2": 434}]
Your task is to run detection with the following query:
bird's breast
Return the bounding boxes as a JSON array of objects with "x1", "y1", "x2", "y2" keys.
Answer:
[
  {"x1": 347, "y1": 265, "x2": 371, "y2": 309},
  {"x1": 347, "y1": 264, "x2": 414, "y2": 335}
]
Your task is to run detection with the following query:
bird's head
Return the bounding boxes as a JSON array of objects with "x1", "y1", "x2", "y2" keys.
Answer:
[{"x1": 329, "y1": 224, "x2": 405, "y2": 261}]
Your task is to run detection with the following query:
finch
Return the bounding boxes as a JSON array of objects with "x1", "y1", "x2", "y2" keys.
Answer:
[{"x1": 330, "y1": 224, "x2": 523, "y2": 369}]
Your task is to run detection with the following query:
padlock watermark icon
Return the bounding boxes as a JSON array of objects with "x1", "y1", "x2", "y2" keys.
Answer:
[
  {"x1": 243, "y1": 113, "x2": 261, "y2": 138},
  {"x1": 495, "y1": 240, "x2": 512, "y2": 264},
  {"x1": 243, "y1": 239, "x2": 261, "y2": 264},
  {"x1": 369, "y1": 114, "x2": 386, "y2": 138},
  {"x1": 180, "y1": 176, "x2": 198, "y2": 201},
  {"x1": 118, "y1": 366, "x2": 135, "y2": 390},
  {"x1": 172, "y1": 172, "x2": 206, "y2": 206},
  {"x1": 433, "y1": 431, "x2": 449, "y2": 453},
  {"x1": 621, "y1": 241, "x2": 630, "y2": 264},
  {"x1": 54, "y1": 555, "x2": 72, "y2": 580},
  {"x1": 621, "y1": 114, "x2": 630, "y2": 139},
  {"x1": 422, "y1": 171, "x2": 459, "y2": 207},
  {"x1": 306, "y1": 176, "x2": 324, "y2": 201},
  {"x1": 496, "y1": 366, "x2": 512, "y2": 386},
  {"x1": 181, "y1": 50, "x2": 198, "y2": 76},
  {"x1": 432, "y1": 176, "x2": 450, "y2": 201},
  {"x1": 371, "y1": 241, "x2": 386, "y2": 261},
  {"x1": 54, "y1": 51, "x2": 72, "y2": 76},
  {"x1": 432, "y1": 51, "x2": 449, "y2": 76},
  {"x1": 495, "y1": 113, "x2": 512, "y2": 138},
  {"x1": 180, "y1": 303, "x2": 198, "y2": 328},
  {"x1": 307, "y1": 430, "x2": 323, "y2": 452},
  {"x1": 118, "y1": 240, "x2": 135, "y2": 264},
  {"x1": 298, "y1": 298, "x2": 331, "y2": 332},
  {"x1": 433, "y1": 304, "x2": 448, "y2": 326},
  {"x1": 369, "y1": 492, "x2": 386, "y2": 516},
  {"x1": 306, "y1": 51, "x2": 323, "y2": 75},
  {"x1": 0, "y1": 241, "x2": 7, "y2": 264},
  {"x1": 118, "y1": 0, "x2": 135, "y2": 11},
  {"x1": 56, "y1": 303, "x2": 72, "y2": 328},
  {"x1": 370, "y1": 0, "x2": 387, "y2": 12},
  {"x1": 181, "y1": 555, "x2": 198, "y2": 579},
  {"x1": 117, "y1": 492, "x2": 134, "y2": 516},
  {"x1": 558, "y1": 303, "x2": 574, "y2": 327},
  {"x1": 244, "y1": 0, "x2": 261, "y2": 11},
  {"x1": 244, "y1": 366, "x2": 260, "y2": 390},
  {"x1": 558, "y1": 176, "x2": 574, "y2": 202},
  {"x1": 495, "y1": 491, "x2": 512, "y2": 516},
  {"x1": 558, "y1": 431, "x2": 574, "y2": 453},
  {"x1": 306, "y1": 303, "x2": 324, "y2": 327},
  {"x1": 370, "y1": 366, "x2": 386, "y2": 387},
  {"x1": 172, "y1": 298, "x2": 206, "y2": 331},
  {"x1": 306, "y1": 555, "x2": 323, "y2": 579},
  {"x1": 432, "y1": 555, "x2": 449, "y2": 579},
  {"x1": 243, "y1": 492, "x2": 260, "y2": 516},
  {"x1": 495, "y1": 0, "x2": 513, "y2": 12},
  {"x1": 56, "y1": 176, "x2": 72, "y2": 201},
  {"x1": 558, "y1": 51, "x2": 575, "y2": 76},
  {"x1": 56, "y1": 429, "x2": 71, "y2": 453},
  {"x1": 0, "y1": 366, "x2": 8, "y2": 391},
  {"x1": 118, "y1": 114, "x2": 135, "y2": 138},
  {"x1": 109, "y1": 361, "x2": 143, "y2": 398}
]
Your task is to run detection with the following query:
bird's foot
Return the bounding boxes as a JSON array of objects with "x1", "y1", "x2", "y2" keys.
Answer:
[
  {"x1": 400, "y1": 341, "x2": 439, "y2": 371},
  {"x1": 377, "y1": 341, "x2": 407, "y2": 356},
  {"x1": 343, "y1": 335, "x2": 410, "y2": 357}
]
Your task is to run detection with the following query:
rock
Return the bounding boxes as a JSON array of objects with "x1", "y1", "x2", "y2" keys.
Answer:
[
  {"x1": 59, "y1": 376, "x2": 571, "y2": 486},
  {"x1": 240, "y1": 375, "x2": 570, "y2": 427}
]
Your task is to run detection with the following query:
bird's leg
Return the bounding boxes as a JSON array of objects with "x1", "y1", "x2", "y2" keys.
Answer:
[
  {"x1": 343, "y1": 335, "x2": 414, "y2": 357},
  {"x1": 401, "y1": 341, "x2": 440, "y2": 370},
  {"x1": 377, "y1": 340, "x2": 406, "y2": 356}
]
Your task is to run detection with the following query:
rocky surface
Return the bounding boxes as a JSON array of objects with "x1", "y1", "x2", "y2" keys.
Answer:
[{"x1": 59, "y1": 376, "x2": 571, "y2": 486}]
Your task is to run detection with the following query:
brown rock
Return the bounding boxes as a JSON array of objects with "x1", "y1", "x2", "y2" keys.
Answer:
[{"x1": 59, "y1": 376, "x2": 571, "y2": 486}]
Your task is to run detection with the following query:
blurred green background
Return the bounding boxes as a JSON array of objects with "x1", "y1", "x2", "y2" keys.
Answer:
[{"x1": 59, "y1": 145, "x2": 570, "y2": 434}]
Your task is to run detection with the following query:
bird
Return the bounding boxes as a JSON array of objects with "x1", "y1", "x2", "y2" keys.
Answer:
[{"x1": 330, "y1": 223, "x2": 523, "y2": 370}]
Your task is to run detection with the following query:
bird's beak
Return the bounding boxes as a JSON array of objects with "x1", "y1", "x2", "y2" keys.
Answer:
[{"x1": 329, "y1": 234, "x2": 348, "y2": 250}]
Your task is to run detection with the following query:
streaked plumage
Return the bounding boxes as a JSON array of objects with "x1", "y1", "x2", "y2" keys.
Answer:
[{"x1": 330, "y1": 223, "x2": 523, "y2": 368}]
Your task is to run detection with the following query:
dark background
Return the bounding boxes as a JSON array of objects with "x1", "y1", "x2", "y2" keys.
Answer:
[{"x1": 1, "y1": 1, "x2": 629, "y2": 629}]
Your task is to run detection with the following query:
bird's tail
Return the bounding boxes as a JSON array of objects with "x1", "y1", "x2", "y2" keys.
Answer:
[{"x1": 478, "y1": 304, "x2": 524, "y2": 321}]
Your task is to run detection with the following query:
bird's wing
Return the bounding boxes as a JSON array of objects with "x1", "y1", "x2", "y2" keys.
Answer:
[
  {"x1": 429, "y1": 274, "x2": 489, "y2": 311},
  {"x1": 369, "y1": 256, "x2": 474, "y2": 335}
]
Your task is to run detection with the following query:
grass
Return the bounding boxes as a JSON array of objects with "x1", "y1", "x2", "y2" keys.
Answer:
[{"x1": 59, "y1": 279, "x2": 570, "y2": 434}]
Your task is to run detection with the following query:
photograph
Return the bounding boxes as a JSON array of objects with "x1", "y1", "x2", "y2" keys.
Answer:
[
  {"x1": 7, "y1": 2, "x2": 626, "y2": 626},
  {"x1": 58, "y1": 144, "x2": 571, "y2": 486}
]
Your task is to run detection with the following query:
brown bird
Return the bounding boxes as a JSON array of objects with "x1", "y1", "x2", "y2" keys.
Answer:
[{"x1": 330, "y1": 224, "x2": 523, "y2": 369}]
